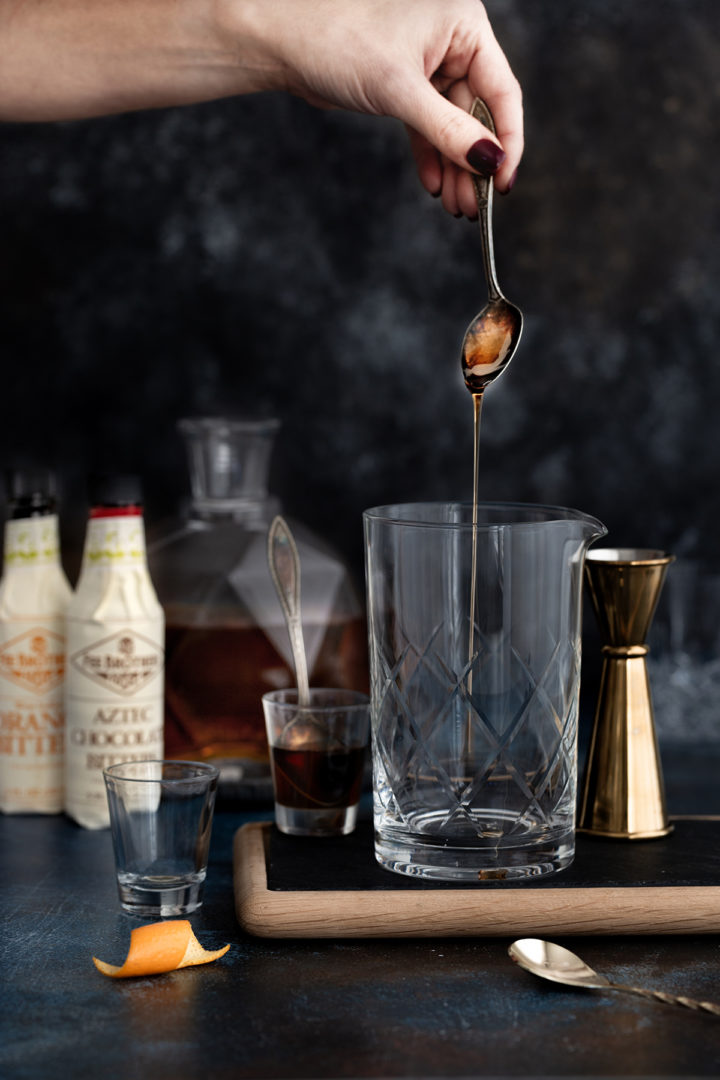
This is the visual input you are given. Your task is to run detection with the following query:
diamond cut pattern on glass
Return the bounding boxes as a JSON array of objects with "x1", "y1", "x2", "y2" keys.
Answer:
[{"x1": 373, "y1": 610, "x2": 579, "y2": 840}]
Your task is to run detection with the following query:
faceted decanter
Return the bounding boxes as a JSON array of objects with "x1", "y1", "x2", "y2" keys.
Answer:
[{"x1": 148, "y1": 418, "x2": 368, "y2": 792}]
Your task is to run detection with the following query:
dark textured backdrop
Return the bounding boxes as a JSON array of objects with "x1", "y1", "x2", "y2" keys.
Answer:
[{"x1": 2, "y1": 0, "x2": 719, "y2": 587}]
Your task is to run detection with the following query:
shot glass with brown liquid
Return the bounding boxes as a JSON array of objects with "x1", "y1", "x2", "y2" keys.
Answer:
[{"x1": 262, "y1": 688, "x2": 369, "y2": 836}]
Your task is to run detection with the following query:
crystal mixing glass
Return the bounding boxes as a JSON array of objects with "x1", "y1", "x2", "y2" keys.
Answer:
[{"x1": 364, "y1": 503, "x2": 605, "y2": 881}]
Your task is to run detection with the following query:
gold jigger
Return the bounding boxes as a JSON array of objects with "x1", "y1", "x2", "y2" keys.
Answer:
[{"x1": 578, "y1": 548, "x2": 675, "y2": 839}]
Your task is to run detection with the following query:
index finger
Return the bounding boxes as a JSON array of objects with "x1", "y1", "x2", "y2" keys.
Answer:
[{"x1": 467, "y1": 28, "x2": 523, "y2": 191}]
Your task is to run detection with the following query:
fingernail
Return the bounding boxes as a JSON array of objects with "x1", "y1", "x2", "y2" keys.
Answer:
[
  {"x1": 466, "y1": 139, "x2": 506, "y2": 177},
  {"x1": 453, "y1": 211, "x2": 463, "y2": 219},
  {"x1": 499, "y1": 167, "x2": 518, "y2": 196},
  {"x1": 430, "y1": 188, "x2": 441, "y2": 199}
]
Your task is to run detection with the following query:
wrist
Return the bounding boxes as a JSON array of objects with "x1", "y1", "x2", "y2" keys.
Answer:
[{"x1": 213, "y1": 0, "x2": 291, "y2": 95}]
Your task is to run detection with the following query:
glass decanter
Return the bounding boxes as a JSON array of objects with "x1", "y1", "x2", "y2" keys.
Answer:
[{"x1": 148, "y1": 418, "x2": 368, "y2": 794}]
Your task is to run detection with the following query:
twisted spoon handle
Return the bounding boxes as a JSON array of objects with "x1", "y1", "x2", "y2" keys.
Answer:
[
  {"x1": 610, "y1": 982, "x2": 720, "y2": 1017},
  {"x1": 469, "y1": 97, "x2": 502, "y2": 303}
]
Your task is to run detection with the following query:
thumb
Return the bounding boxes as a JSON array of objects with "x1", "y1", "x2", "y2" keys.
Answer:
[{"x1": 398, "y1": 77, "x2": 506, "y2": 179}]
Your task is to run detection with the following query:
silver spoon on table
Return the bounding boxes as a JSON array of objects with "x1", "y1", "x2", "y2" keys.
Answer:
[
  {"x1": 460, "y1": 98, "x2": 523, "y2": 393},
  {"x1": 509, "y1": 938, "x2": 720, "y2": 1017}
]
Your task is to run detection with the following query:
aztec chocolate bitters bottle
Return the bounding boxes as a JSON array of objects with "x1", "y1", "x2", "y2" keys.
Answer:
[{"x1": 64, "y1": 475, "x2": 164, "y2": 829}]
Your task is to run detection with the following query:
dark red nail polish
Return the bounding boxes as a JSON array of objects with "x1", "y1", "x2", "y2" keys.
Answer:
[
  {"x1": 466, "y1": 139, "x2": 506, "y2": 177},
  {"x1": 453, "y1": 211, "x2": 463, "y2": 219}
]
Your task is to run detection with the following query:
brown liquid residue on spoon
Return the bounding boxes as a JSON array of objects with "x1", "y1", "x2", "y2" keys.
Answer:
[{"x1": 462, "y1": 300, "x2": 521, "y2": 393}]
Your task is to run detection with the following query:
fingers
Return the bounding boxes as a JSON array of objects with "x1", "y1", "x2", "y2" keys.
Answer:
[
  {"x1": 444, "y1": 76, "x2": 520, "y2": 198},
  {"x1": 464, "y1": 16, "x2": 524, "y2": 192},
  {"x1": 407, "y1": 127, "x2": 443, "y2": 198},
  {"x1": 395, "y1": 24, "x2": 523, "y2": 197},
  {"x1": 402, "y1": 75, "x2": 505, "y2": 174},
  {"x1": 408, "y1": 126, "x2": 478, "y2": 218},
  {"x1": 400, "y1": 75, "x2": 522, "y2": 206},
  {"x1": 450, "y1": 164, "x2": 479, "y2": 219},
  {"x1": 386, "y1": 0, "x2": 524, "y2": 216}
]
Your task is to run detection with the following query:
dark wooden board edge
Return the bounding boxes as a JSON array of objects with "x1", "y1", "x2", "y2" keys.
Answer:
[{"x1": 233, "y1": 822, "x2": 720, "y2": 938}]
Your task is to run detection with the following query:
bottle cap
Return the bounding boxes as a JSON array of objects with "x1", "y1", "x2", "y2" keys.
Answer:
[
  {"x1": 88, "y1": 474, "x2": 143, "y2": 508},
  {"x1": 5, "y1": 467, "x2": 56, "y2": 506}
]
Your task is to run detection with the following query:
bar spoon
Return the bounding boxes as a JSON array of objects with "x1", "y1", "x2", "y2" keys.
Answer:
[
  {"x1": 460, "y1": 98, "x2": 523, "y2": 393},
  {"x1": 267, "y1": 514, "x2": 310, "y2": 708},
  {"x1": 267, "y1": 516, "x2": 343, "y2": 750},
  {"x1": 509, "y1": 938, "x2": 720, "y2": 1016}
]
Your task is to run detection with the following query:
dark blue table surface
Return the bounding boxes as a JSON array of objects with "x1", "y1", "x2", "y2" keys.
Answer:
[{"x1": 2, "y1": 742, "x2": 720, "y2": 1080}]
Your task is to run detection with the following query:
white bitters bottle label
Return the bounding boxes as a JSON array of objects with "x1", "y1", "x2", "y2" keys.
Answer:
[
  {"x1": 65, "y1": 514, "x2": 164, "y2": 829},
  {"x1": 0, "y1": 516, "x2": 71, "y2": 814}
]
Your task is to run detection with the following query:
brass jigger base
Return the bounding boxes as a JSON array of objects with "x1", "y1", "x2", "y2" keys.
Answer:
[
  {"x1": 578, "y1": 549, "x2": 674, "y2": 841},
  {"x1": 577, "y1": 827, "x2": 674, "y2": 839}
]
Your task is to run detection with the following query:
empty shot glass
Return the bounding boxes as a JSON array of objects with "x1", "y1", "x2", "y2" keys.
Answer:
[
  {"x1": 263, "y1": 688, "x2": 370, "y2": 836},
  {"x1": 103, "y1": 760, "x2": 219, "y2": 916}
]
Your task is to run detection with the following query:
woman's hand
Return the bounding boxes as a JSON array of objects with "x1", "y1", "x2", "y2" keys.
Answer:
[{"x1": 241, "y1": 0, "x2": 523, "y2": 215}]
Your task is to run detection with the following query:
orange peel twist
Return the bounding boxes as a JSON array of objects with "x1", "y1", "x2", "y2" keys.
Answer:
[{"x1": 93, "y1": 920, "x2": 230, "y2": 978}]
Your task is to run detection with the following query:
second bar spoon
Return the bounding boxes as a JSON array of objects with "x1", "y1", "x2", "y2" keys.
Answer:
[{"x1": 509, "y1": 938, "x2": 720, "y2": 1017}]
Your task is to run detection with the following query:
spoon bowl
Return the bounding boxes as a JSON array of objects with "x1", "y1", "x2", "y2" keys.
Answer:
[
  {"x1": 460, "y1": 98, "x2": 523, "y2": 393},
  {"x1": 461, "y1": 297, "x2": 523, "y2": 392},
  {"x1": 509, "y1": 938, "x2": 610, "y2": 990}
]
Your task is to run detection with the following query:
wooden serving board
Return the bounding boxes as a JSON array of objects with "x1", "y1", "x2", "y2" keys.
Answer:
[{"x1": 233, "y1": 817, "x2": 720, "y2": 938}]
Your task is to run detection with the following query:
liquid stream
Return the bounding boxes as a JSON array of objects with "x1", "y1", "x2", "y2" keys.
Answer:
[{"x1": 466, "y1": 390, "x2": 484, "y2": 759}]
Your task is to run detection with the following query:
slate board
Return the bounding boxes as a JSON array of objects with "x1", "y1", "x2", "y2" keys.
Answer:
[{"x1": 233, "y1": 817, "x2": 720, "y2": 937}]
